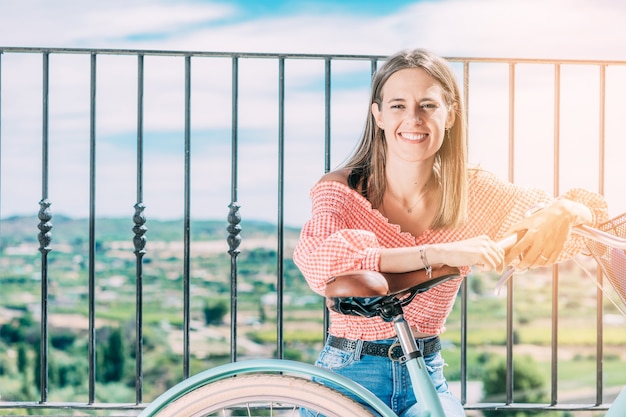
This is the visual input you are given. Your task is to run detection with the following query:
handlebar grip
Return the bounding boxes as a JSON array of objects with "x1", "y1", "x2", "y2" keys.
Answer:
[{"x1": 497, "y1": 234, "x2": 519, "y2": 250}]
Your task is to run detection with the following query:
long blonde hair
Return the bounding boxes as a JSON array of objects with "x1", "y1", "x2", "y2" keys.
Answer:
[{"x1": 344, "y1": 48, "x2": 468, "y2": 229}]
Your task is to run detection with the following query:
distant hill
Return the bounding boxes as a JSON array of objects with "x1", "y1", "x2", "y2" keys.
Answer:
[{"x1": 0, "y1": 215, "x2": 301, "y2": 246}]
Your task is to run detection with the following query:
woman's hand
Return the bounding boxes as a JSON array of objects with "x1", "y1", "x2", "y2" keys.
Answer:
[
  {"x1": 503, "y1": 199, "x2": 593, "y2": 270},
  {"x1": 427, "y1": 235, "x2": 505, "y2": 272}
]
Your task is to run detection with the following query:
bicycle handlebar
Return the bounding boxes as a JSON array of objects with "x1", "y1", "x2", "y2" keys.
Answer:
[
  {"x1": 497, "y1": 222, "x2": 626, "y2": 251},
  {"x1": 495, "y1": 218, "x2": 626, "y2": 295},
  {"x1": 574, "y1": 223, "x2": 626, "y2": 249},
  {"x1": 327, "y1": 217, "x2": 626, "y2": 301}
]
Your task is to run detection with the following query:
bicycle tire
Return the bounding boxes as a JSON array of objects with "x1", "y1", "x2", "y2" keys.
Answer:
[{"x1": 151, "y1": 373, "x2": 376, "y2": 416}]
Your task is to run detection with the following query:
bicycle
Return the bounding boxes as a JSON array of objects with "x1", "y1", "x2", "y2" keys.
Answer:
[{"x1": 138, "y1": 213, "x2": 626, "y2": 417}]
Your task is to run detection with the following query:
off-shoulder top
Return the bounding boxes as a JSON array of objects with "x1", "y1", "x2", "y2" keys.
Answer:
[{"x1": 293, "y1": 169, "x2": 608, "y2": 340}]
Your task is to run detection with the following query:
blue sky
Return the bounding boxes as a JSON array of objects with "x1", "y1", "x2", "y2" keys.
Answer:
[
  {"x1": 212, "y1": 0, "x2": 418, "y2": 18},
  {"x1": 2, "y1": 0, "x2": 626, "y2": 225},
  {"x1": 3, "y1": 0, "x2": 626, "y2": 59}
]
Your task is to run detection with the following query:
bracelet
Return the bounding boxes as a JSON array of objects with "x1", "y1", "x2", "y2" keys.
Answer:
[{"x1": 419, "y1": 246, "x2": 432, "y2": 280}]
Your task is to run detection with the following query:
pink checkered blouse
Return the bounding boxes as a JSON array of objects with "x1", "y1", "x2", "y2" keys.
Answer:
[{"x1": 293, "y1": 169, "x2": 608, "y2": 340}]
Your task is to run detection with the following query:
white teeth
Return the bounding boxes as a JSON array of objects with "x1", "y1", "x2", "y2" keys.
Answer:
[{"x1": 402, "y1": 133, "x2": 427, "y2": 141}]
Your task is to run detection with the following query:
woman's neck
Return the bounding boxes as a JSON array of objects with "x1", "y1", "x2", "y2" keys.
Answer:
[{"x1": 385, "y1": 162, "x2": 434, "y2": 203}]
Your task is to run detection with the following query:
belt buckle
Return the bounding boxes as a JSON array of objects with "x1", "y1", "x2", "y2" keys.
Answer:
[
  {"x1": 387, "y1": 341, "x2": 404, "y2": 362},
  {"x1": 343, "y1": 339, "x2": 357, "y2": 351}
]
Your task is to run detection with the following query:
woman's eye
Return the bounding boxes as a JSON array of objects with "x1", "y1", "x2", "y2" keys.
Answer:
[
  {"x1": 422, "y1": 103, "x2": 437, "y2": 109},
  {"x1": 390, "y1": 104, "x2": 404, "y2": 109}
]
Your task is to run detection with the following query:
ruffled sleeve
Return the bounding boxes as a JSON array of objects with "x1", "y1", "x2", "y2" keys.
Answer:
[
  {"x1": 559, "y1": 188, "x2": 609, "y2": 229},
  {"x1": 293, "y1": 181, "x2": 382, "y2": 296},
  {"x1": 469, "y1": 169, "x2": 609, "y2": 263},
  {"x1": 553, "y1": 188, "x2": 609, "y2": 259}
]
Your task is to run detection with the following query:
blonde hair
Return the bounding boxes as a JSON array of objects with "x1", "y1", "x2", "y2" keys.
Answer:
[{"x1": 344, "y1": 48, "x2": 468, "y2": 229}]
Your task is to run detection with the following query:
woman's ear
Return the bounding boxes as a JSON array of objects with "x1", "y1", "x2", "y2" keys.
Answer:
[
  {"x1": 371, "y1": 102, "x2": 383, "y2": 129},
  {"x1": 446, "y1": 101, "x2": 457, "y2": 129}
]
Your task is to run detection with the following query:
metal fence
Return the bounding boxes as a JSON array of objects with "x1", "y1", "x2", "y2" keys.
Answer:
[{"x1": 0, "y1": 46, "x2": 625, "y2": 415}]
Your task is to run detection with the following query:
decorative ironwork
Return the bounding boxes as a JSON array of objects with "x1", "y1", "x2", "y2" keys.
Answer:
[
  {"x1": 0, "y1": 46, "x2": 622, "y2": 415},
  {"x1": 227, "y1": 202, "x2": 241, "y2": 256},
  {"x1": 37, "y1": 199, "x2": 53, "y2": 254},
  {"x1": 132, "y1": 202, "x2": 147, "y2": 257}
]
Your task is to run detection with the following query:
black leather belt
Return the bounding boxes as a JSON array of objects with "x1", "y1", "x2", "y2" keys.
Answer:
[{"x1": 327, "y1": 335, "x2": 441, "y2": 361}]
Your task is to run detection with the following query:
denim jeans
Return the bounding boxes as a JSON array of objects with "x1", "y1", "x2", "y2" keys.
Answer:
[{"x1": 300, "y1": 337, "x2": 466, "y2": 417}]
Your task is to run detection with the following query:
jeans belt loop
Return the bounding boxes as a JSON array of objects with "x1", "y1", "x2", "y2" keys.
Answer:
[
  {"x1": 354, "y1": 339, "x2": 364, "y2": 361},
  {"x1": 417, "y1": 337, "x2": 425, "y2": 353}
]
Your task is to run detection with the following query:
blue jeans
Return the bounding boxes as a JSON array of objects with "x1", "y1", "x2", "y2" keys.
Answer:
[{"x1": 301, "y1": 337, "x2": 465, "y2": 417}]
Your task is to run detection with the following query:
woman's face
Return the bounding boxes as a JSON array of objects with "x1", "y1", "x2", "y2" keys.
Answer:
[{"x1": 372, "y1": 67, "x2": 455, "y2": 164}]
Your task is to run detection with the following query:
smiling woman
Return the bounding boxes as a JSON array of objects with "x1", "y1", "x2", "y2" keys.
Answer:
[{"x1": 292, "y1": 48, "x2": 609, "y2": 417}]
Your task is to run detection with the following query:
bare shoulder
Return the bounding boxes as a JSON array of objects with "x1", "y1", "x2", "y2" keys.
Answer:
[{"x1": 318, "y1": 168, "x2": 350, "y2": 185}]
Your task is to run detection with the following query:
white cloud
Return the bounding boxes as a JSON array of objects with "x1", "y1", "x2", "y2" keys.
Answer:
[
  {"x1": 4, "y1": 0, "x2": 626, "y2": 58},
  {"x1": 0, "y1": 0, "x2": 235, "y2": 47},
  {"x1": 2, "y1": 0, "x2": 626, "y2": 224}
]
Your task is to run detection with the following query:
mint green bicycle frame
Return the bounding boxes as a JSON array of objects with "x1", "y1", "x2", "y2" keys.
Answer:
[
  {"x1": 140, "y1": 218, "x2": 626, "y2": 417},
  {"x1": 139, "y1": 311, "x2": 446, "y2": 417},
  {"x1": 139, "y1": 358, "x2": 396, "y2": 416}
]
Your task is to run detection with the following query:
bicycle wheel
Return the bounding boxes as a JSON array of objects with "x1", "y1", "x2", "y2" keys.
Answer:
[{"x1": 152, "y1": 373, "x2": 375, "y2": 416}]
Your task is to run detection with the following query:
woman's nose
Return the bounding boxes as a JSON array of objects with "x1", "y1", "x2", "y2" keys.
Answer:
[{"x1": 409, "y1": 112, "x2": 423, "y2": 124}]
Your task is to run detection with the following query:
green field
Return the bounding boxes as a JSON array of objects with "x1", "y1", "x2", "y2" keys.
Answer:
[{"x1": 1, "y1": 216, "x2": 625, "y2": 415}]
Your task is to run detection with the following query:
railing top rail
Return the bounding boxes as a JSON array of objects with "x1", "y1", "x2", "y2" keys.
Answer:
[
  {"x1": 2, "y1": 46, "x2": 626, "y2": 66},
  {"x1": 0, "y1": 46, "x2": 386, "y2": 60},
  {"x1": 1, "y1": 43, "x2": 624, "y2": 414}
]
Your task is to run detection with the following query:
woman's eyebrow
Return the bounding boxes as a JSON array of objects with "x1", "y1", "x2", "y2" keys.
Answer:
[{"x1": 386, "y1": 96, "x2": 438, "y2": 104}]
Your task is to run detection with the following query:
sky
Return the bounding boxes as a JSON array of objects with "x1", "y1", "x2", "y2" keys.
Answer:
[{"x1": 2, "y1": 0, "x2": 626, "y2": 226}]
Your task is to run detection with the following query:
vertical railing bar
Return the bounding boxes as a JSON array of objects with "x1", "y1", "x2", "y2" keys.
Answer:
[
  {"x1": 183, "y1": 55, "x2": 192, "y2": 378},
  {"x1": 505, "y1": 61, "x2": 516, "y2": 405},
  {"x1": 0, "y1": 52, "x2": 2, "y2": 228},
  {"x1": 460, "y1": 276, "x2": 468, "y2": 402},
  {"x1": 133, "y1": 54, "x2": 147, "y2": 403},
  {"x1": 41, "y1": 54, "x2": 50, "y2": 233},
  {"x1": 551, "y1": 63, "x2": 562, "y2": 406},
  {"x1": 87, "y1": 51, "x2": 98, "y2": 404},
  {"x1": 323, "y1": 57, "x2": 332, "y2": 173},
  {"x1": 596, "y1": 63, "x2": 607, "y2": 406},
  {"x1": 552, "y1": 64, "x2": 561, "y2": 197},
  {"x1": 38, "y1": 51, "x2": 51, "y2": 403},
  {"x1": 1, "y1": 50, "x2": 624, "y2": 415},
  {"x1": 463, "y1": 61, "x2": 470, "y2": 145},
  {"x1": 460, "y1": 60, "x2": 470, "y2": 406},
  {"x1": 507, "y1": 62, "x2": 516, "y2": 182},
  {"x1": 322, "y1": 57, "x2": 331, "y2": 340},
  {"x1": 276, "y1": 57, "x2": 286, "y2": 358},
  {"x1": 227, "y1": 55, "x2": 241, "y2": 363}
]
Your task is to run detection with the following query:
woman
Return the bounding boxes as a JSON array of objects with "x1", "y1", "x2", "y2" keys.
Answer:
[{"x1": 293, "y1": 49, "x2": 608, "y2": 416}]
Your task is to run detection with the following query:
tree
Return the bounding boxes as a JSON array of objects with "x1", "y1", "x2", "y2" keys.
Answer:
[
  {"x1": 482, "y1": 355, "x2": 547, "y2": 417},
  {"x1": 99, "y1": 327, "x2": 125, "y2": 383},
  {"x1": 203, "y1": 300, "x2": 228, "y2": 325},
  {"x1": 16, "y1": 343, "x2": 28, "y2": 374},
  {"x1": 470, "y1": 274, "x2": 484, "y2": 295}
]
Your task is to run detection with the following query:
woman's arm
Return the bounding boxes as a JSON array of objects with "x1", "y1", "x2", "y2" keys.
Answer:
[
  {"x1": 504, "y1": 195, "x2": 601, "y2": 269},
  {"x1": 379, "y1": 235, "x2": 505, "y2": 274}
]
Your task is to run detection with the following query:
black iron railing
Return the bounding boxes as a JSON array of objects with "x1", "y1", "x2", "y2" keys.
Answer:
[{"x1": 0, "y1": 46, "x2": 625, "y2": 415}]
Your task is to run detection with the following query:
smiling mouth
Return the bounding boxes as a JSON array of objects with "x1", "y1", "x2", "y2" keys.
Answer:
[{"x1": 400, "y1": 132, "x2": 428, "y2": 141}]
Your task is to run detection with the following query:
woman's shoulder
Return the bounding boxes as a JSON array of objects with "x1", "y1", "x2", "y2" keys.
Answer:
[
  {"x1": 310, "y1": 168, "x2": 372, "y2": 211},
  {"x1": 318, "y1": 168, "x2": 351, "y2": 185},
  {"x1": 467, "y1": 165, "x2": 505, "y2": 186},
  {"x1": 310, "y1": 168, "x2": 354, "y2": 195},
  {"x1": 465, "y1": 166, "x2": 518, "y2": 206}
]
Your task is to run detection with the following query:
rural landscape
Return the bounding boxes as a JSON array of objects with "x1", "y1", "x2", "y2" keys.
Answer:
[{"x1": 1, "y1": 214, "x2": 625, "y2": 416}]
